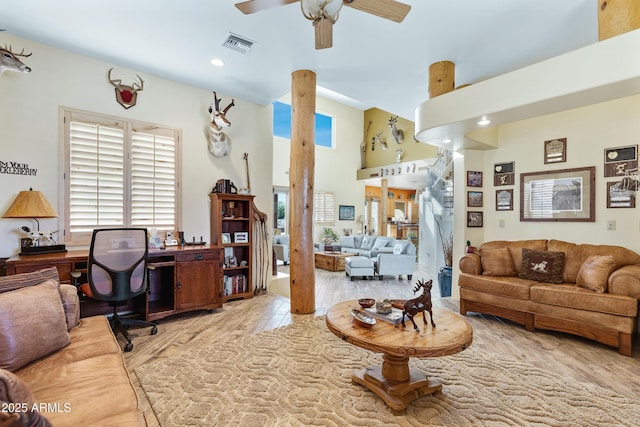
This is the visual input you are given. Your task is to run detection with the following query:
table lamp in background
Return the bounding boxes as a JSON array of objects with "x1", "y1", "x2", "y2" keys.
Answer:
[{"x1": 3, "y1": 188, "x2": 67, "y2": 255}]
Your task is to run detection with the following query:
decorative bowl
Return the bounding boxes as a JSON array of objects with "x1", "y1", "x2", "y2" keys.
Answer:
[
  {"x1": 358, "y1": 298, "x2": 375, "y2": 308},
  {"x1": 350, "y1": 308, "x2": 376, "y2": 328},
  {"x1": 376, "y1": 299, "x2": 393, "y2": 314}
]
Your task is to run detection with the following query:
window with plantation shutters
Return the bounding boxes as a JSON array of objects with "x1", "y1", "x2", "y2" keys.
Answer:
[
  {"x1": 63, "y1": 109, "x2": 180, "y2": 245},
  {"x1": 314, "y1": 191, "x2": 335, "y2": 225}
]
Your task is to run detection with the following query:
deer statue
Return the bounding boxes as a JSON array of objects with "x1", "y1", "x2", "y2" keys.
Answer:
[
  {"x1": 0, "y1": 45, "x2": 32, "y2": 75},
  {"x1": 108, "y1": 68, "x2": 144, "y2": 109},
  {"x1": 401, "y1": 279, "x2": 436, "y2": 332},
  {"x1": 208, "y1": 91, "x2": 235, "y2": 157},
  {"x1": 388, "y1": 115, "x2": 404, "y2": 144}
]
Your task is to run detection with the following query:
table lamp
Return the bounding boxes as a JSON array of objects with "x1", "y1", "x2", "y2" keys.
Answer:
[{"x1": 3, "y1": 188, "x2": 67, "y2": 255}]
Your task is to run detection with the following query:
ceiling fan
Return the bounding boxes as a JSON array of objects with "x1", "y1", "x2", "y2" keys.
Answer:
[{"x1": 235, "y1": 0, "x2": 411, "y2": 49}]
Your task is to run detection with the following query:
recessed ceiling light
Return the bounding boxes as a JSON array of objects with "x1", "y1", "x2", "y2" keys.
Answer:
[
  {"x1": 442, "y1": 138, "x2": 453, "y2": 144},
  {"x1": 210, "y1": 58, "x2": 225, "y2": 67},
  {"x1": 477, "y1": 117, "x2": 491, "y2": 126}
]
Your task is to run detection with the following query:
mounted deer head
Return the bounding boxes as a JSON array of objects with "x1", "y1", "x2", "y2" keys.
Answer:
[
  {"x1": 207, "y1": 92, "x2": 235, "y2": 157},
  {"x1": 0, "y1": 45, "x2": 32, "y2": 75},
  {"x1": 388, "y1": 115, "x2": 404, "y2": 144},
  {"x1": 108, "y1": 68, "x2": 144, "y2": 109},
  {"x1": 208, "y1": 91, "x2": 235, "y2": 130}
]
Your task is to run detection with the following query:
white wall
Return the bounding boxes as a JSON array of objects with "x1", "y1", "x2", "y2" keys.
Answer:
[
  {"x1": 452, "y1": 94, "x2": 640, "y2": 297},
  {"x1": 0, "y1": 34, "x2": 273, "y2": 257},
  {"x1": 272, "y1": 94, "x2": 365, "y2": 241}
]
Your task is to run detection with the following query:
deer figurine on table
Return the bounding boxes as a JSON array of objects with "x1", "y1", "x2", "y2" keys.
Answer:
[
  {"x1": 208, "y1": 91, "x2": 235, "y2": 157},
  {"x1": 402, "y1": 279, "x2": 436, "y2": 332}
]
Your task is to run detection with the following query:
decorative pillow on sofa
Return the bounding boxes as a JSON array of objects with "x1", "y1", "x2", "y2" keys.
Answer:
[
  {"x1": 518, "y1": 249, "x2": 566, "y2": 284},
  {"x1": 361, "y1": 236, "x2": 376, "y2": 250},
  {"x1": 340, "y1": 235, "x2": 355, "y2": 248},
  {"x1": 576, "y1": 255, "x2": 616, "y2": 293},
  {"x1": 372, "y1": 238, "x2": 389, "y2": 250},
  {"x1": 0, "y1": 368, "x2": 36, "y2": 406},
  {"x1": 393, "y1": 241, "x2": 408, "y2": 254},
  {"x1": 480, "y1": 248, "x2": 517, "y2": 277},
  {"x1": 0, "y1": 280, "x2": 71, "y2": 371}
]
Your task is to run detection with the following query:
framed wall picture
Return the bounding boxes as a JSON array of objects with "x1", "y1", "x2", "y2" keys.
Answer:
[
  {"x1": 544, "y1": 138, "x2": 567, "y2": 164},
  {"x1": 234, "y1": 231, "x2": 249, "y2": 243},
  {"x1": 467, "y1": 191, "x2": 483, "y2": 207},
  {"x1": 467, "y1": 171, "x2": 483, "y2": 187},
  {"x1": 604, "y1": 145, "x2": 638, "y2": 177},
  {"x1": 496, "y1": 189, "x2": 514, "y2": 211},
  {"x1": 494, "y1": 161, "x2": 515, "y2": 186},
  {"x1": 520, "y1": 166, "x2": 595, "y2": 222},
  {"x1": 221, "y1": 233, "x2": 231, "y2": 244},
  {"x1": 607, "y1": 181, "x2": 636, "y2": 208},
  {"x1": 467, "y1": 211, "x2": 483, "y2": 227},
  {"x1": 338, "y1": 205, "x2": 355, "y2": 220}
]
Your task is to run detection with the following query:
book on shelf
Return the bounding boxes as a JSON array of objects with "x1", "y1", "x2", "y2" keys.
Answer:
[{"x1": 364, "y1": 307, "x2": 406, "y2": 325}]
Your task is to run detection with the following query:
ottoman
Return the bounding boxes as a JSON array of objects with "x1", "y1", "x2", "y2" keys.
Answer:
[{"x1": 345, "y1": 256, "x2": 374, "y2": 281}]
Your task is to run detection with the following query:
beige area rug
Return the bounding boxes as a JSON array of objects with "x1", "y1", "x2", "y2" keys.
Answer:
[{"x1": 136, "y1": 317, "x2": 640, "y2": 427}]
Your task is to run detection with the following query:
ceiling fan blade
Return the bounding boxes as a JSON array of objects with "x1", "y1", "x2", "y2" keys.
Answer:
[
  {"x1": 235, "y1": 0, "x2": 301, "y2": 14},
  {"x1": 344, "y1": 0, "x2": 411, "y2": 23}
]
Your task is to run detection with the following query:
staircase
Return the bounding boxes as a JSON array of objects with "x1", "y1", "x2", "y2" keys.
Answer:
[{"x1": 421, "y1": 148, "x2": 453, "y2": 215}]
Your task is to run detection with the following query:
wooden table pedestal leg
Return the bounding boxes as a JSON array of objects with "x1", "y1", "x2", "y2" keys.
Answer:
[{"x1": 351, "y1": 353, "x2": 442, "y2": 414}]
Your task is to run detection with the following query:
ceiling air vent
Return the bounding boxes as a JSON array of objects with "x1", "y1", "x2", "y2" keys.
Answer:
[{"x1": 223, "y1": 33, "x2": 255, "y2": 54}]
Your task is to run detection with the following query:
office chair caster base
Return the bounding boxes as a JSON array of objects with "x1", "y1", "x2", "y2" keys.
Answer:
[{"x1": 124, "y1": 342, "x2": 134, "y2": 352}]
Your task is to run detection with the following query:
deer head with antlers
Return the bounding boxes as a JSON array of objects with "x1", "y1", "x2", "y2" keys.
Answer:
[
  {"x1": 207, "y1": 92, "x2": 236, "y2": 157},
  {"x1": 0, "y1": 45, "x2": 32, "y2": 76},
  {"x1": 107, "y1": 68, "x2": 144, "y2": 109}
]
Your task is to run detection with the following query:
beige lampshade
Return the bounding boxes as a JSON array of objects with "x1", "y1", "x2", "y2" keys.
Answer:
[{"x1": 3, "y1": 188, "x2": 58, "y2": 218}]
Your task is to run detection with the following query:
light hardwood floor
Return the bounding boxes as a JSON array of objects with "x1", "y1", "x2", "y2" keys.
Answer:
[{"x1": 124, "y1": 264, "x2": 640, "y2": 426}]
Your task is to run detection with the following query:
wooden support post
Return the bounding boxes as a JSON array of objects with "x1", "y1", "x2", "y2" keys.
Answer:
[
  {"x1": 598, "y1": 0, "x2": 640, "y2": 41},
  {"x1": 381, "y1": 179, "x2": 388, "y2": 237},
  {"x1": 428, "y1": 61, "x2": 455, "y2": 98},
  {"x1": 289, "y1": 69, "x2": 316, "y2": 314}
]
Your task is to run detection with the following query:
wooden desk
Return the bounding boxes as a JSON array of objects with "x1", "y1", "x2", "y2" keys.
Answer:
[
  {"x1": 326, "y1": 300, "x2": 473, "y2": 412},
  {"x1": 6, "y1": 245, "x2": 223, "y2": 322}
]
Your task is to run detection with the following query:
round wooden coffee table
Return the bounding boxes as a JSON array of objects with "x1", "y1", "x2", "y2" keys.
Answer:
[{"x1": 325, "y1": 300, "x2": 473, "y2": 413}]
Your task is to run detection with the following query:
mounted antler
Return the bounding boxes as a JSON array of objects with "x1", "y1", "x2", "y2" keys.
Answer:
[
  {"x1": 3, "y1": 45, "x2": 32, "y2": 58},
  {"x1": 107, "y1": 68, "x2": 144, "y2": 109}
]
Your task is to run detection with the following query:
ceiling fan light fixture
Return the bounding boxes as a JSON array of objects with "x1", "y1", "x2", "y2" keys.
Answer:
[
  {"x1": 301, "y1": 0, "x2": 342, "y2": 49},
  {"x1": 314, "y1": 17, "x2": 334, "y2": 49},
  {"x1": 301, "y1": 0, "x2": 343, "y2": 22}
]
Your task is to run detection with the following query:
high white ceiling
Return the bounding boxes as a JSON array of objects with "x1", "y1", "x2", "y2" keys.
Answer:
[{"x1": 0, "y1": 0, "x2": 598, "y2": 121}]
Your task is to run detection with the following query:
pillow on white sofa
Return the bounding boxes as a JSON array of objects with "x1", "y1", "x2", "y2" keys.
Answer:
[
  {"x1": 361, "y1": 236, "x2": 377, "y2": 250},
  {"x1": 0, "y1": 280, "x2": 71, "y2": 371},
  {"x1": 340, "y1": 235, "x2": 355, "y2": 248},
  {"x1": 393, "y1": 241, "x2": 408, "y2": 254},
  {"x1": 373, "y1": 238, "x2": 389, "y2": 250}
]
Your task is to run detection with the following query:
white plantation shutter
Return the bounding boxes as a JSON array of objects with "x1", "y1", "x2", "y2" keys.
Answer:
[
  {"x1": 314, "y1": 191, "x2": 335, "y2": 225},
  {"x1": 64, "y1": 110, "x2": 179, "y2": 245},
  {"x1": 131, "y1": 128, "x2": 177, "y2": 228}
]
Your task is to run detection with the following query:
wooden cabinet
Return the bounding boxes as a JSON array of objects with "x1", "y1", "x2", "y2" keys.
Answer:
[
  {"x1": 175, "y1": 250, "x2": 221, "y2": 310},
  {"x1": 5, "y1": 246, "x2": 223, "y2": 322},
  {"x1": 210, "y1": 193, "x2": 254, "y2": 302}
]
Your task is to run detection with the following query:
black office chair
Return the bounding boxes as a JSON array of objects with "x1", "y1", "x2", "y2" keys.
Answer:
[{"x1": 82, "y1": 228, "x2": 157, "y2": 352}]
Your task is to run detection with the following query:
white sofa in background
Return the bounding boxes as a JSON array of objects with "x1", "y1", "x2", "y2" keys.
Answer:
[
  {"x1": 273, "y1": 233, "x2": 290, "y2": 265},
  {"x1": 375, "y1": 240, "x2": 417, "y2": 280},
  {"x1": 339, "y1": 235, "x2": 396, "y2": 258}
]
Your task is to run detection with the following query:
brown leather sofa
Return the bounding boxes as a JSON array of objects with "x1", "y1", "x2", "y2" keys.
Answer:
[
  {"x1": 0, "y1": 267, "x2": 146, "y2": 426},
  {"x1": 458, "y1": 239, "x2": 640, "y2": 356}
]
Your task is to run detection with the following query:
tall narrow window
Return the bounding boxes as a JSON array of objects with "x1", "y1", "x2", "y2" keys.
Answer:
[
  {"x1": 63, "y1": 109, "x2": 180, "y2": 245},
  {"x1": 272, "y1": 101, "x2": 335, "y2": 148},
  {"x1": 314, "y1": 191, "x2": 335, "y2": 225}
]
